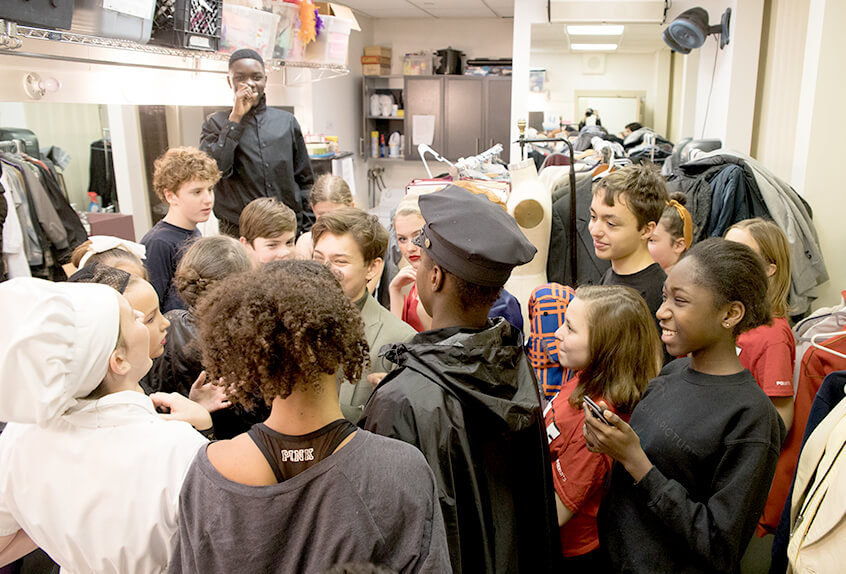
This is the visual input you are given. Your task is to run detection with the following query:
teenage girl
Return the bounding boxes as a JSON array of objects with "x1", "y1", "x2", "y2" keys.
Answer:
[
  {"x1": 388, "y1": 194, "x2": 431, "y2": 331},
  {"x1": 69, "y1": 263, "x2": 170, "y2": 361},
  {"x1": 0, "y1": 277, "x2": 210, "y2": 572},
  {"x1": 295, "y1": 173, "x2": 354, "y2": 259},
  {"x1": 584, "y1": 238, "x2": 786, "y2": 574},
  {"x1": 648, "y1": 192, "x2": 692, "y2": 273},
  {"x1": 545, "y1": 285, "x2": 661, "y2": 568},
  {"x1": 147, "y1": 236, "x2": 254, "y2": 438},
  {"x1": 167, "y1": 261, "x2": 451, "y2": 572},
  {"x1": 725, "y1": 218, "x2": 795, "y2": 430}
]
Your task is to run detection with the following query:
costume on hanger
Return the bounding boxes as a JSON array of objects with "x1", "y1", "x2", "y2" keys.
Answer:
[{"x1": 545, "y1": 169, "x2": 610, "y2": 287}]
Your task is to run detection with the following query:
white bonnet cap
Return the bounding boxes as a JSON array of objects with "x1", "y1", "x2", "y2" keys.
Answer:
[{"x1": 0, "y1": 278, "x2": 121, "y2": 425}]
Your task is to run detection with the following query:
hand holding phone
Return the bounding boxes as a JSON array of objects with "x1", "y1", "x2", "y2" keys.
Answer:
[{"x1": 583, "y1": 396, "x2": 611, "y2": 425}]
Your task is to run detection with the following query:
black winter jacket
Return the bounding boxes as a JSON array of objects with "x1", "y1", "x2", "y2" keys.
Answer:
[{"x1": 360, "y1": 319, "x2": 561, "y2": 574}]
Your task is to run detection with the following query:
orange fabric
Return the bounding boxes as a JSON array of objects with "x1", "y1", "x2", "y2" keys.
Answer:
[{"x1": 757, "y1": 333, "x2": 846, "y2": 535}]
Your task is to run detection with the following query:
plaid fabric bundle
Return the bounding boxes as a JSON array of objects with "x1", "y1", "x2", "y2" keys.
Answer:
[{"x1": 527, "y1": 283, "x2": 577, "y2": 400}]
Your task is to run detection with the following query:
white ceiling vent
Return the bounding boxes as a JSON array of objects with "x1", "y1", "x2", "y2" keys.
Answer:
[{"x1": 582, "y1": 54, "x2": 607, "y2": 75}]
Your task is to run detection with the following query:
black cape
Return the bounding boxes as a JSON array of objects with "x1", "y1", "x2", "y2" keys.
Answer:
[{"x1": 360, "y1": 319, "x2": 561, "y2": 574}]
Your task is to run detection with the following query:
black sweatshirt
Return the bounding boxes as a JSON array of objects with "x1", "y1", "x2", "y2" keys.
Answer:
[
  {"x1": 200, "y1": 96, "x2": 314, "y2": 232},
  {"x1": 598, "y1": 359, "x2": 785, "y2": 574}
]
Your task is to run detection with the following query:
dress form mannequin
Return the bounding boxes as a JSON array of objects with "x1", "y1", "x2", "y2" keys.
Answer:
[{"x1": 504, "y1": 159, "x2": 551, "y2": 331}]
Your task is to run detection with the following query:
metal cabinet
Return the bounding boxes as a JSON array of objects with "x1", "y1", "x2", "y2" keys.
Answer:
[
  {"x1": 484, "y1": 77, "x2": 512, "y2": 163},
  {"x1": 404, "y1": 76, "x2": 444, "y2": 161},
  {"x1": 397, "y1": 75, "x2": 512, "y2": 163},
  {"x1": 444, "y1": 76, "x2": 485, "y2": 160}
]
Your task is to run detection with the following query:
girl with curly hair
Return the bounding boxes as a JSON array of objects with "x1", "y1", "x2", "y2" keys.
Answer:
[{"x1": 168, "y1": 260, "x2": 450, "y2": 574}]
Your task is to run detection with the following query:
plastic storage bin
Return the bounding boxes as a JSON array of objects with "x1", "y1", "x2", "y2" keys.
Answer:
[
  {"x1": 0, "y1": 0, "x2": 74, "y2": 30},
  {"x1": 151, "y1": 0, "x2": 223, "y2": 51},
  {"x1": 304, "y1": 15, "x2": 352, "y2": 65},
  {"x1": 219, "y1": 4, "x2": 280, "y2": 61},
  {"x1": 71, "y1": 0, "x2": 156, "y2": 43},
  {"x1": 403, "y1": 52, "x2": 432, "y2": 75},
  {"x1": 267, "y1": 1, "x2": 298, "y2": 59}
]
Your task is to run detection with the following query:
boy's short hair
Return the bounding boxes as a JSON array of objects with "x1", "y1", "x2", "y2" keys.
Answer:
[
  {"x1": 239, "y1": 198, "x2": 297, "y2": 244},
  {"x1": 152, "y1": 147, "x2": 220, "y2": 202},
  {"x1": 311, "y1": 207, "x2": 388, "y2": 264},
  {"x1": 593, "y1": 164, "x2": 668, "y2": 229}
]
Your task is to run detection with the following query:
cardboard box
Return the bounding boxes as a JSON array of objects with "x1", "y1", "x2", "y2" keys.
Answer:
[
  {"x1": 315, "y1": 2, "x2": 361, "y2": 31},
  {"x1": 361, "y1": 55, "x2": 391, "y2": 65},
  {"x1": 364, "y1": 45, "x2": 392, "y2": 58},
  {"x1": 363, "y1": 64, "x2": 391, "y2": 76}
]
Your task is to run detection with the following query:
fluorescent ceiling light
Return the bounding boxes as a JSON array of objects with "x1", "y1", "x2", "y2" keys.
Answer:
[
  {"x1": 570, "y1": 43, "x2": 618, "y2": 51},
  {"x1": 567, "y1": 25, "x2": 625, "y2": 36}
]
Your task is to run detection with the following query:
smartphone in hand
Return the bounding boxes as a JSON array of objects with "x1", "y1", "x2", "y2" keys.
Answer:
[{"x1": 583, "y1": 396, "x2": 611, "y2": 425}]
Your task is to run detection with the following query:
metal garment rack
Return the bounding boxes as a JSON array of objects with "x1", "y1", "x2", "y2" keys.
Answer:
[
  {"x1": 0, "y1": 21, "x2": 350, "y2": 78},
  {"x1": 515, "y1": 129, "x2": 579, "y2": 285}
]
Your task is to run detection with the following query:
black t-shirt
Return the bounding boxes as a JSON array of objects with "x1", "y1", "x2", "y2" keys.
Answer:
[
  {"x1": 602, "y1": 262, "x2": 671, "y2": 363},
  {"x1": 140, "y1": 220, "x2": 200, "y2": 313},
  {"x1": 601, "y1": 262, "x2": 666, "y2": 319}
]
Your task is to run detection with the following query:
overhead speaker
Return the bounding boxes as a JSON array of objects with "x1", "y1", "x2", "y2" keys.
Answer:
[{"x1": 662, "y1": 7, "x2": 731, "y2": 54}]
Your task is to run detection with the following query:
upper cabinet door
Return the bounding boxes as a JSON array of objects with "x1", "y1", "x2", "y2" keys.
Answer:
[
  {"x1": 444, "y1": 76, "x2": 485, "y2": 162},
  {"x1": 404, "y1": 76, "x2": 444, "y2": 161},
  {"x1": 484, "y1": 77, "x2": 512, "y2": 164}
]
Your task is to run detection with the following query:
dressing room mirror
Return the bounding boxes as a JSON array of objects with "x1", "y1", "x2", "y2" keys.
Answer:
[
  {"x1": 529, "y1": 22, "x2": 684, "y2": 140},
  {"x1": 0, "y1": 102, "x2": 110, "y2": 211}
]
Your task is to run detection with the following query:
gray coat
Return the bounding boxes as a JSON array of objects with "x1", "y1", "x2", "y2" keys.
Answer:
[
  {"x1": 704, "y1": 150, "x2": 828, "y2": 315},
  {"x1": 340, "y1": 293, "x2": 416, "y2": 423}
]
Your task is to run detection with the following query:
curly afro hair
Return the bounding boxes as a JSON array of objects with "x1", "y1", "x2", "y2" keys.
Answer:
[
  {"x1": 684, "y1": 237, "x2": 772, "y2": 336},
  {"x1": 195, "y1": 260, "x2": 369, "y2": 409}
]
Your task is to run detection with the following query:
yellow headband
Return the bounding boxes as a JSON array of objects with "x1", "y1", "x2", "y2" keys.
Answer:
[{"x1": 667, "y1": 199, "x2": 693, "y2": 249}]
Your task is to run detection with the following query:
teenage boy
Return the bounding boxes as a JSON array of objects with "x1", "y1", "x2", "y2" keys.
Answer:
[
  {"x1": 238, "y1": 197, "x2": 298, "y2": 264},
  {"x1": 311, "y1": 207, "x2": 416, "y2": 423},
  {"x1": 589, "y1": 164, "x2": 669, "y2": 321},
  {"x1": 141, "y1": 147, "x2": 220, "y2": 313},
  {"x1": 200, "y1": 48, "x2": 314, "y2": 237},
  {"x1": 360, "y1": 186, "x2": 561, "y2": 574}
]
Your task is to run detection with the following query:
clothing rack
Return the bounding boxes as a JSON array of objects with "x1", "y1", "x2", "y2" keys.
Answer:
[{"x1": 515, "y1": 132, "x2": 578, "y2": 284}]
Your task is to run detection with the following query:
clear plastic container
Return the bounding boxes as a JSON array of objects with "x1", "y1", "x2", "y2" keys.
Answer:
[
  {"x1": 304, "y1": 14, "x2": 352, "y2": 65},
  {"x1": 72, "y1": 0, "x2": 155, "y2": 43},
  {"x1": 403, "y1": 52, "x2": 432, "y2": 75},
  {"x1": 220, "y1": 4, "x2": 280, "y2": 61}
]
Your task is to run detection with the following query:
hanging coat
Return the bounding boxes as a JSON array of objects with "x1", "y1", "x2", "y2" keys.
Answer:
[
  {"x1": 360, "y1": 319, "x2": 561, "y2": 574},
  {"x1": 547, "y1": 170, "x2": 610, "y2": 287}
]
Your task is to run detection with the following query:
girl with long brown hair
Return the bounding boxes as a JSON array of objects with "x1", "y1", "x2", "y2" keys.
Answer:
[{"x1": 544, "y1": 284, "x2": 661, "y2": 568}]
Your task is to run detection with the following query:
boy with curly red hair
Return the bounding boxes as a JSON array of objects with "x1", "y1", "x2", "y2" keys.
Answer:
[{"x1": 141, "y1": 147, "x2": 221, "y2": 312}]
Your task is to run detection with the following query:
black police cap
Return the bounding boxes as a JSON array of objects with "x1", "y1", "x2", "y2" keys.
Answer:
[{"x1": 413, "y1": 185, "x2": 536, "y2": 287}]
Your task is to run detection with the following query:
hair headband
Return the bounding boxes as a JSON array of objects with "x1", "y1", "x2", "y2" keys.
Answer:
[
  {"x1": 667, "y1": 199, "x2": 693, "y2": 249},
  {"x1": 78, "y1": 236, "x2": 146, "y2": 269}
]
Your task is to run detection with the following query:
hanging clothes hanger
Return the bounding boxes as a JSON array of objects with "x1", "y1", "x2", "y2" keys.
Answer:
[{"x1": 810, "y1": 330, "x2": 846, "y2": 361}]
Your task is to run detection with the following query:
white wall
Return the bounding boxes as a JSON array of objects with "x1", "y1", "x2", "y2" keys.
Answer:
[
  {"x1": 789, "y1": 0, "x2": 846, "y2": 308},
  {"x1": 311, "y1": 13, "x2": 374, "y2": 208},
  {"x1": 751, "y1": 0, "x2": 810, "y2": 183},
  {"x1": 675, "y1": 0, "x2": 764, "y2": 152},
  {"x1": 529, "y1": 51, "x2": 663, "y2": 132}
]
